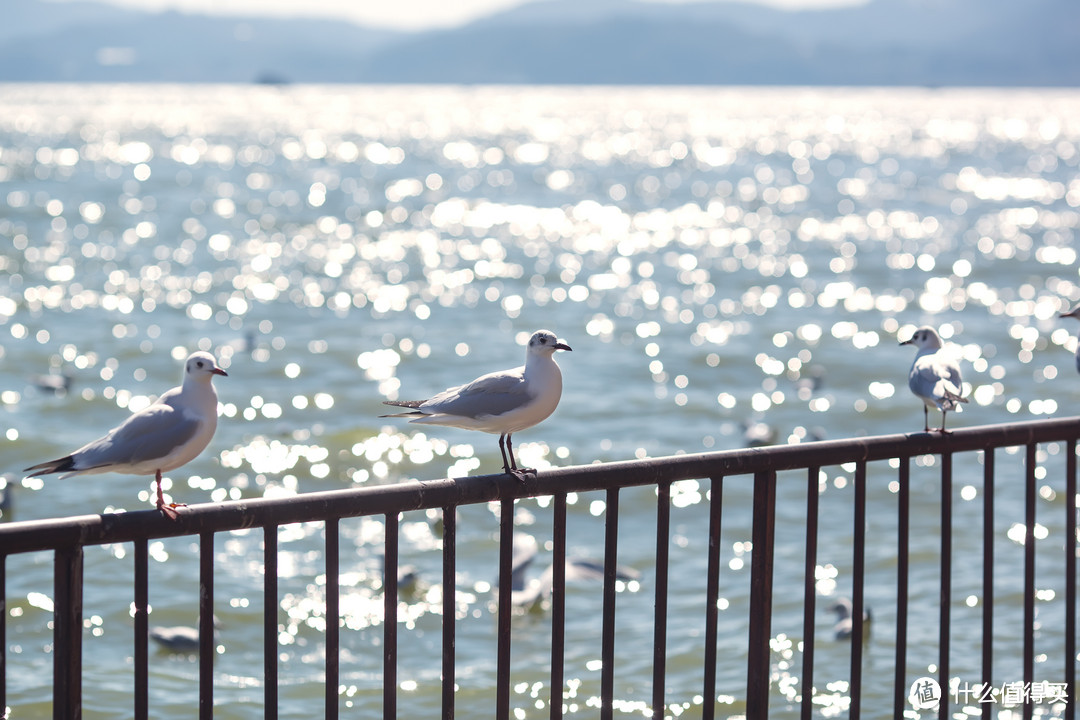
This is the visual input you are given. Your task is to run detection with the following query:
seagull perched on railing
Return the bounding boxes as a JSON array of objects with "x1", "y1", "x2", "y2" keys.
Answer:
[
  {"x1": 901, "y1": 326, "x2": 968, "y2": 433},
  {"x1": 1059, "y1": 304, "x2": 1080, "y2": 373},
  {"x1": 381, "y1": 330, "x2": 571, "y2": 480},
  {"x1": 23, "y1": 352, "x2": 227, "y2": 519}
]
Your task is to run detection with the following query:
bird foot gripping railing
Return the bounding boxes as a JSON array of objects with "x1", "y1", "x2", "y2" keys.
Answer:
[{"x1": 0, "y1": 416, "x2": 1078, "y2": 719}]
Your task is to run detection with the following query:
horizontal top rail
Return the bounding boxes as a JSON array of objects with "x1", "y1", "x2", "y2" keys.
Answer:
[{"x1": 2, "y1": 415, "x2": 1078, "y2": 555}]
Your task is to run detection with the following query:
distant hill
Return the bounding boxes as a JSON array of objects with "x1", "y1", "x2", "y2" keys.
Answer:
[{"x1": 0, "y1": 0, "x2": 1077, "y2": 85}]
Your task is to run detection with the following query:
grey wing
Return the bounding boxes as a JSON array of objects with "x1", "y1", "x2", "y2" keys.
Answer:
[
  {"x1": 422, "y1": 369, "x2": 530, "y2": 418},
  {"x1": 77, "y1": 404, "x2": 202, "y2": 467}
]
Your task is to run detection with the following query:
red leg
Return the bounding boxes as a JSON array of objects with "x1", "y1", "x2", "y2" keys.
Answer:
[{"x1": 155, "y1": 470, "x2": 182, "y2": 520}]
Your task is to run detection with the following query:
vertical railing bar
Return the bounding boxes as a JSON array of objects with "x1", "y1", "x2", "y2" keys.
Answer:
[
  {"x1": 441, "y1": 507, "x2": 457, "y2": 720},
  {"x1": 384, "y1": 511, "x2": 399, "y2": 720},
  {"x1": 1023, "y1": 443, "x2": 1036, "y2": 720},
  {"x1": 325, "y1": 519, "x2": 340, "y2": 720},
  {"x1": 199, "y1": 531, "x2": 214, "y2": 720},
  {"x1": 53, "y1": 545, "x2": 83, "y2": 720},
  {"x1": 746, "y1": 470, "x2": 777, "y2": 720},
  {"x1": 893, "y1": 457, "x2": 910, "y2": 716},
  {"x1": 496, "y1": 498, "x2": 514, "y2": 720},
  {"x1": 702, "y1": 476, "x2": 724, "y2": 720},
  {"x1": 264, "y1": 525, "x2": 278, "y2": 720},
  {"x1": 652, "y1": 481, "x2": 671, "y2": 720},
  {"x1": 850, "y1": 462, "x2": 867, "y2": 719},
  {"x1": 938, "y1": 452, "x2": 952, "y2": 720},
  {"x1": 496, "y1": 497, "x2": 514, "y2": 720},
  {"x1": 600, "y1": 487, "x2": 620, "y2": 720},
  {"x1": 800, "y1": 467, "x2": 820, "y2": 720},
  {"x1": 1066, "y1": 439, "x2": 1077, "y2": 720},
  {"x1": 133, "y1": 538, "x2": 149, "y2": 720},
  {"x1": 0, "y1": 554, "x2": 5, "y2": 717},
  {"x1": 550, "y1": 493, "x2": 567, "y2": 720},
  {"x1": 981, "y1": 449, "x2": 995, "y2": 720}
]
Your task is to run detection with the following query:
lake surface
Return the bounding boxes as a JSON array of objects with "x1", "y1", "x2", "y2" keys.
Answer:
[{"x1": 1, "y1": 84, "x2": 1078, "y2": 718}]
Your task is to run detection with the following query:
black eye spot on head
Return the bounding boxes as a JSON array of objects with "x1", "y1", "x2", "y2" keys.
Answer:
[{"x1": 196, "y1": 360, "x2": 205, "y2": 369}]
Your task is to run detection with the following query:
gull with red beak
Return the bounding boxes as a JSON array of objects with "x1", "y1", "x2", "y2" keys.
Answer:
[{"x1": 25, "y1": 351, "x2": 227, "y2": 519}]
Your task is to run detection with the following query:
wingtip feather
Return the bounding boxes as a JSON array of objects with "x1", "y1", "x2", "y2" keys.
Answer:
[{"x1": 23, "y1": 455, "x2": 76, "y2": 477}]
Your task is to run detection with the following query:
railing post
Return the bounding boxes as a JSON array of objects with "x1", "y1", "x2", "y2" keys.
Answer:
[
  {"x1": 53, "y1": 544, "x2": 83, "y2": 720},
  {"x1": 894, "y1": 457, "x2": 910, "y2": 716},
  {"x1": 1023, "y1": 444, "x2": 1036, "y2": 720},
  {"x1": 939, "y1": 452, "x2": 953, "y2": 720},
  {"x1": 1066, "y1": 440, "x2": 1077, "y2": 720},
  {"x1": 850, "y1": 462, "x2": 867, "y2": 719},
  {"x1": 133, "y1": 539, "x2": 149, "y2": 720},
  {"x1": 441, "y1": 507, "x2": 457, "y2": 720},
  {"x1": 746, "y1": 470, "x2": 776, "y2": 718},
  {"x1": 600, "y1": 487, "x2": 620, "y2": 720},
  {"x1": 264, "y1": 525, "x2": 279, "y2": 720},
  {"x1": 384, "y1": 512, "x2": 399, "y2": 720},
  {"x1": 981, "y1": 450, "x2": 995, "y2": 720},
  {"x1": 651, "y1": 481, "x2": 671, "y2": 720},
  {"x1": 199, "y1": 531, "x2": 214, "y2": 720},
  {"x1": 1, "y1": 554, "x2": 6, "y2": 717},
  {"x1": 496, "y1": 497, "x2": 514, "y2": 720},
  {"x1": 800, "y1": 468, "x2": 819, "y2": 720},
  {"x1": 550, "y1": 493, "x2": 567, "y2": 720},
  {"x1": 326, "y1": 519, "x2": 340, "y2": 720},
  {"x1": 702, "y1": 477, "x2": 724, "y2": 720}
]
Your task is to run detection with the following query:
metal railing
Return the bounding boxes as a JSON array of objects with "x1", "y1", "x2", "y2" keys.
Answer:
[{"x1": 1, "y1": 416, "x2": 1078, "y2": 719}]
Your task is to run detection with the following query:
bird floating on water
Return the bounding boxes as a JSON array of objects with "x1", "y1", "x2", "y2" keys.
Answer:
[
  {"x1": 150, "y1": 615, "x2": 221, "y2": 654},
  {"x1": 381, "y1": 330, "x2": 571, "y2": 480},
  {"x1": 24, "y1": 351, "x2": 227, "y2": 519},
  {"x1": 507, "y1": 533, "x2": 640, "y2": 609},
  {"x1": 900, "y1": 326, "x2": 968, "y2": 433},
  {"x1": 829, "y1": 596, "x2": 872, "y2": 641}
]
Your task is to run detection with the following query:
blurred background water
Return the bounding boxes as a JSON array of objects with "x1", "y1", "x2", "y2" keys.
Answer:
[{"x1": 1, "y1": 84, "x2": 1078, "y2": 718}]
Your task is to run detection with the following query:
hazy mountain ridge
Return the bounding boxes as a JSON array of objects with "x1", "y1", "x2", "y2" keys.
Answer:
[{"x1": 0, "y1": 0, "x2": 1076, "y2": 85}]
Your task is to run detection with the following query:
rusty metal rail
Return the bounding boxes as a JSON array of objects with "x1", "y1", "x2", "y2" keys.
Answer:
[{"x1": 1, "y1": 416, "x2": 1078, "y2": 719}]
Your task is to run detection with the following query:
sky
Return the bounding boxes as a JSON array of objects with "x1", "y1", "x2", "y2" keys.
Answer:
[{"x1": 48, "y1": 0, "x2": 869, "y2": 31}]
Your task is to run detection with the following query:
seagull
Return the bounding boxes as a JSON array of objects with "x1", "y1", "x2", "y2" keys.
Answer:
[
  {"x1": 381, "y1": 330, "x2": 571, "y2": 479},
  {"x1": 150, "y1": 615, "x2": 221, "y2": 654},
  {"x1": 829, "y1": 596, "x2": 872, "y2": 641},
  {"x1": 31, "y1": 370, "x2": 73, "y2": 396},
  {"x1": 507, "y1": 537, "x2": 641, "y2": 609},
  {"x1": 900, "y1": 326, "x2": 968, "y2": 433},
  {"x1": 1059, "y1": 304, "x2": 1080, "y2": 373},
  {"x1": 24, "y1": 351, "x2": 227, "y2": 519}
]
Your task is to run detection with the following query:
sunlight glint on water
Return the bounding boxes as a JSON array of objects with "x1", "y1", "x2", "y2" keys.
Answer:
[{"x1": 1, "y1": 84, "x2": 1078, "y2": 718}]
